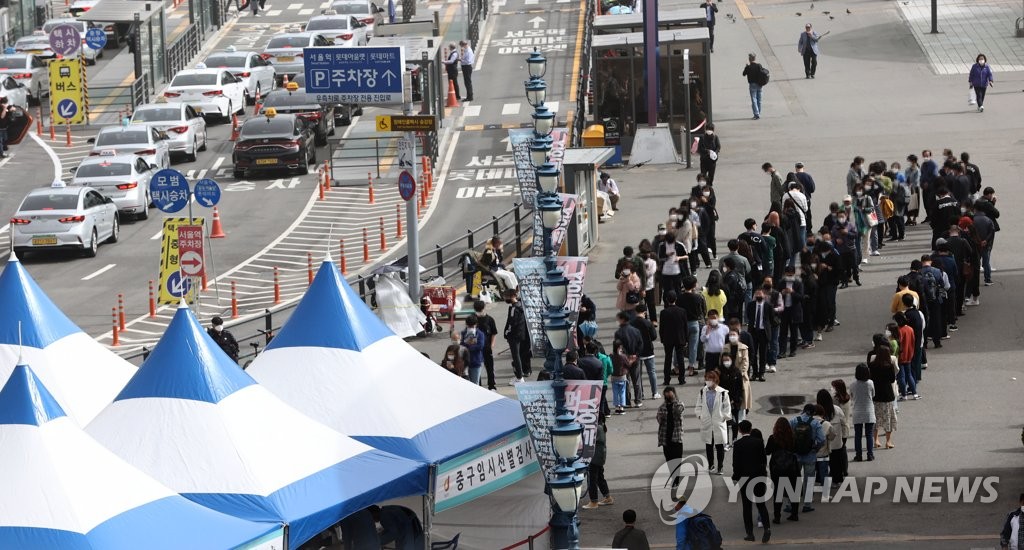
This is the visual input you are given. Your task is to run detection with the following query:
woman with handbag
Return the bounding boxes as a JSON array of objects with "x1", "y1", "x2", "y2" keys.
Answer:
[
  {"x1": 905, "y1": 154, "x2": 922, "y2": 226},
  {"x1": 853, "y1": 180, "x2": 879, "y2": 262},
  {"x1": 616, "y1": 265, "x2": 643, "y2": 313}
]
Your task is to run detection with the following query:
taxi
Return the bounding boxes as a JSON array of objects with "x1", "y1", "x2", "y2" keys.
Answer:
[
  {"x1": 231, "y1": 108, "x2": 317, "y2": 178},
  {"x1": 71, "y1": 151, "x2": 158, "y2": 221},
  {"x1": 10, "y1": 181, "x2": 120, "y2": 259},
  {"x1": 204, "y1": 46, "x2": 276, "y2": 105},
  {"x1": 0, "y1": 53, "x2": 48, "y2": 104},
  {"x1": 164, "y1": 64, "x2": 246, "y2": 122},
  {"x1": 260, "y1": 31, "x2": 333, "y2": 85},
  {"x1": 258, "y1": 81, "x2": 335, "y2": 146}
]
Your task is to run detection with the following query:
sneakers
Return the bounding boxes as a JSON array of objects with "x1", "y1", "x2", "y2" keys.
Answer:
[
  {"x1": 815, "y1": 332, "x2": 823, "y2": 341},
  {"x1": 653, "y1": 393, "x2": 662, "y2": 399},
  {"x1": 614, "y1": 407, "x2": 625, "y2": 415},
  {"x1": 634, "y1": 401, "x2": 644, "y2": 408},
  {"x1": 912, "y1": 394, "x2": 922, "y2": 400},
  {"x1": 870, "y1": 250, "x2": 881, "y2": 256},
  {"x1": 861, "y1": 258, "x2": 869, "y2": 264},
  {"x1": 948, "y1": 324, "x2": 958, "y2": 332},
  {"x1": 898, "y1": 395, "x2": 906, "y2": 402},
  {"x1": 980, "y1": 105, "x2": 984, "y2": 112},
  {"x1": 581, "y1": 501, "x2": 600, "y2": 510},
  {"x1": 984, "y1": 280, "x2": 994, "y2": 286},
  {"x1": 599, "y1": 496, "x2": 615, "y2": 506},
  {"x1": 967, "y1": 297, "x2": 980, "y2": 306},
  {"x1": 766, "y1": 366, "x2": 777, "y2": 373},
  {"x1": 509, "y1": 377, "x2": 525, "y2": 385}
]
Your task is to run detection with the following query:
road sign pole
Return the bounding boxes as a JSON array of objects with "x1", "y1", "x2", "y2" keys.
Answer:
[{"x1": 406, "y1": 130, "x2": 420, "y2": 302}]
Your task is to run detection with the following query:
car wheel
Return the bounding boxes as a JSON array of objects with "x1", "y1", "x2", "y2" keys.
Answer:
[
  {"x1": 83, "y1": 229, "x2": 98, "y2": 257},
  {"x1": 233, "y1": 169, "x2": 244, "y2": 179},
  {"x1": 138, "y1": 195, "x2": 150, "y2": 220},
  {"x1": 298, "y1": 149, "x2": 310, "y2": 175},
  {"x1": 223, "y1": 101, "x2": 233, "y2": 123},
  {"x1": 310, "y1": 145, "x2": 317, "y2": 164},
  {"x1": 107, "y1": 216, "x2": 120, "y2": 243},
  {"x1": 354, "y1": 106, "x2": 363, "y2": 116},
  {"x1": 198, "y1": 129, "x2": 208, "y2": 151},
  {"x1": 186, "y1": 138, "x2": 198, "y2": 162},
  {"x1": 315, "y1": 129, "x2": 327, "y2": 147}
]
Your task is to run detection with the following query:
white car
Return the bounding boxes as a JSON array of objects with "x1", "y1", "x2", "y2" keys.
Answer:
[
  {"x1": 13, "y1": 35, "x2": 56, "y2": 60},
  {"x1": 131, "y1": 101, "x2": 208, "y2": 162},
  {"x1": 42, "y1": 19, "x2": 102, "y2": 64},
  {"x1": 305, "y1": 14, "x2": 369, "y2": 47},
  {"x1": 0, "y1": 75, "x2": 29, "y2": 109},
  {"x1": 68, "y1": 0, "x2": 101, "y2": 15},
  {"x1": 10, "y1": 183, "x2": 120, "y2": 258},
  {"x1": 204, "y1": 47, "x2": 276, "y2": 104},
  {"x1": 261, "y1": 32, "x2": 334, "y2": 85},
  {"x1": 88, "y1": 126, "x2": 171, "y2": 170},
  {"x1": 71, "y1": 152, "x2": 157, "y2": 221},
  {"x1": 163, "y1": 67, "x2": 246, "y2": 122},
  {"x1": 329, "y1": 0, "x2": 384, "y2": 38},
  {"x1": 0, "y1": 54, "x2": 49, "y2": 105}
]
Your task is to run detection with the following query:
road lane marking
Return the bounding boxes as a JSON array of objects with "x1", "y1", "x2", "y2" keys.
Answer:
[
  {"x1": 150, "y1": 229, "x2": 163, "y2": 240},
  {"x1": 81, "y1": 263, "x2": 116, "y2": 280},
  {"x1": 29, "y1": 132, "x2": 62, "y2": 182},
  {"x1": 464, "y1": 105, "x2": 482, "y2": 117},
  {"x1": 735, "y1": 0, "x2": 753, "y2": 19},
  {"x1": 546, "y1": 101, "x2": 559, "y2": 114},
  {"x1": 501, "y1": 103, "x2": 521, "y2": 115},
  {"x1": 299, "y1": 8, "x2": 314, "y2": 14}
]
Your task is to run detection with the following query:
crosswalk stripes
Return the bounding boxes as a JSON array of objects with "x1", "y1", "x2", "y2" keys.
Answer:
[
  {"x1": 464, "y1": 101, "x2": 558, "y2": 118},
  {"x1": 463, "y1": 105, "x2": 482, "y2": 117},
  {"x1": 500, "y1": 103, "x2": 521, "y2": 116}
]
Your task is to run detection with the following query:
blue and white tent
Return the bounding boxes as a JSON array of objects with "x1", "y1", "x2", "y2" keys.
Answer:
[
  {"x1": 0, "y1": 255, "x2": 135, "y2": 425},
  {"x1": 0, "y1": 363, "x2": 281, "y2": 550},
  {"x1": 85, "y1": 303, "x2": 429, "y2": 548},
  {"x1": 247, "y1": 260, "x2": 525, "y2": 464}
]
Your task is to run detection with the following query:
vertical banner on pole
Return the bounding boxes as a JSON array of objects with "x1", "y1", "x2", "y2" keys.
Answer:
[
  {"x1": 531, "y1": 193, "x2": 578, "y2": 257},
  {"x1": 512, "y1": 256, "x2": 588, "y2": 355},
  {"x1": 514, "y1": 380, "x2": 603, "y2": 472}
]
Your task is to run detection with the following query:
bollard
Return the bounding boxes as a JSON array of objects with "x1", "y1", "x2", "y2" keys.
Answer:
[
  {"x1": 417, "y1": 195, "x2": 421, "y2": 218},
  {"x1": 307, "y1": 252, "x2": 314, "y2": 285},
  {"x1": 231, "y1": 281, "x2": 238, "y2": 318},
  {"x1": 362, "y1": 228, "x2": 370, "y2": 262},
  {"x1": 36, "y1": 106, "x2": 43, "y2": 135},
  {"x1": 49, "y1": 121, "x2": 55, "y2": 141},
  {"x1": 65, "y1": 122, "x2": 72, "y2": 147},
  {"x1": 420, "y1": 186, "x2": 427, "y2": 209},
  {"x1": 367, "y1": 172, "x2": 375, "y2": 204},
  {"x1": 117, "y1": 293, "x2": 126, "y2": 331},
  {"x1": 148, "y1": 280, "x2": 156, "y2": 318},
  {"x1": 323, "y1": 160, "x2": 331, "y2": 189},
  {"x1": 273, "y1": 266, "x2": 281, "y2": 304},
  {"x1": 111, "y1": 308, "x2": 119, "y2": 346},
  {"x1": 396, "y1": 204, "x2": 402, "y2": 239},
  {"x1": 253, "y1": 87, "x2": 262, "y2": 116},
  {"x1": 339, "y1": 239, "x2": 348, "y2": 274},
  {"x1": 318, "y1": 179, "x2": 325, "y2": 201},
  {"x1": 379, "y1": 217, "x2": 387, "y2": 251},
  {"x1": 201, "y1": 269, "x2": 208, "y2": 291}
]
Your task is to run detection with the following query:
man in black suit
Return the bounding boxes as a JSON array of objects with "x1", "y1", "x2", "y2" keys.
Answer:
[
  {"x1": 732, "y1": 420, "x2": 771, "y2": 543},
  {"x1": 814, "y1": 241, "x2": 842, "y2": 332},
  {"x1": 659, "y1": 291, "x2": 689, "y2": 386},
  {"x1": 744, "y1": 288, "x2": 777, "y2": 381}
]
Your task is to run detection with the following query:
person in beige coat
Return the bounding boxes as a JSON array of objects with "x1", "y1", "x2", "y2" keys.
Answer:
[
  {"x1": 723, "y1": 327, "x2": 752, "y2": 412},
  {"x1": 616, "y1": 266, "x2": 643, "y2": 312},
  {"x1": 696, "y1": 370, "x2": 733, "y2": 475}
]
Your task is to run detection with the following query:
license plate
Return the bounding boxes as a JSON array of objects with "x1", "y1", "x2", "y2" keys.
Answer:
[
  {"x1": 256, "y1": 158, "x2": 277, "y2": 165},
  {"x1": 276, "y1": 56, "x2": 294, "y2": 62},
  {"x1": 32, "y1": 237, "x2": 57, "y2": 246}
]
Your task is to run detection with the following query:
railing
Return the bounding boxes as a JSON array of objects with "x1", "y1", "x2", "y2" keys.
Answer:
[
  {"x1": 570, "y1": 0, "x2": 597, "y2": 147},
  {"x1": 88, "y1": 73, "x2": 152, "y2": 122},
  {"x1": 467, "y1": 0, "x2": 488, "y2": 50},
  {"x1": 165, "y1": 23, "x2": 204, "y2": 82},
  {"x1": 117, "y1": 201, "x2": 534, "y2": 365},
  {"x1": 328, "y1": 133, "x2": 438, "y2": 179}
]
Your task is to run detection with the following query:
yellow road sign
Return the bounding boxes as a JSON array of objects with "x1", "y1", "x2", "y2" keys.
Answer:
[
  {"x1": 376, "y1": 115, "x2": 437, "y2": 132},
  {"x1": 158, "y1": 217, "x2": 205, "y2": 305},
  {"x1": 49, "y1": 58, "x2": 87, "y2": 125}
]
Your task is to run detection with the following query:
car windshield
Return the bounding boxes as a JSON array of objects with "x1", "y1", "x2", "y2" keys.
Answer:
[
  {"x1": 171, "y1": 73, "x2": 218, "y2": 86},
  {"x1": 306, "y1": 18, "x2": 348, "y2": 30},
  {"x1": 77, "y1": 162, "x2": 132, "y2": 178},
  {"x1": 262, "y1": 91, "x2": 315, "y2": 107},
  {"x1": 267, "y1": 36, "x2": 310, "y2": 48},
  {"x1": 44, "y1": 21, "x2": 86, "y2": 33},
  {"x1": 20, "y1": 193, "x2": 79, "y2": 211},
  {"x1": 206, "y1": 54, "x2": 248, "y2": 68},
  {"x1": 241, "y1": 118, "x2": 294, "y2": 136},
  {"x1": 0, "y1": 57, "x2": 27, "y2": 70},
  {"x1": 331, "y1": 3, "x2": 367, "y2": 14},
  {"x1": 96, "y1": 131, "x2": 149, "y2": 145},
  {"x1": 133, "y1": 108, "x2": 180, "y2": 122},
  {"x1": 16, "y1": 39, "x2": 48, "y2": 48}
]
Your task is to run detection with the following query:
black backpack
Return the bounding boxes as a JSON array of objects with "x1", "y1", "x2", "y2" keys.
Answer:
[
  {"x1": 686, "y1": 512, "x2": 724, "y2": 550},
  {"x1": 722, "y1": 270, "x2": 745, "y2": 304},
  {"x1": 770, "y1": 448, "x2": 798, "y2": 477},
  {"x1": 757, "y1": 65, "x2": 770, "y2": 86},
  {"x1": 793, "y1": 416, "x2": 814, "y2": 455}
]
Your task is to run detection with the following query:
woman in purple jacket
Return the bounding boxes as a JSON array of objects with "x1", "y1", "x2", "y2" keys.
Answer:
[{"x1": 969, "y1": 54, "x2": 994, "y2": 112}]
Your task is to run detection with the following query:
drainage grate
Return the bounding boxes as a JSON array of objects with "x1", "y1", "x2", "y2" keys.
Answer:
[{"x1": 765, "y1": 395, "x2": 810, "y2": 415}]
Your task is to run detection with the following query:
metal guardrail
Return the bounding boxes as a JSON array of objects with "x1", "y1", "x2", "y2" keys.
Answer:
[
  {"x1": 571, "y1": 0, "x2": 596, "y2": 147},
  {"x1": 165, "y1": 23, "x2": 203, "y2": 81},
  {"x1": 328, "y1": 133, "x2": 439, "y2": 179},
  {"x1": 118, "y1": 201, "x2": 533, "y2": 365},
  {"x1": 88, "y1": 73, "x2": 152, "y2": 122}
]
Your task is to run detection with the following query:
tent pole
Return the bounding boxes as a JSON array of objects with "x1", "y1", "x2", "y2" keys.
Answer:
[{"x1": 423, "y1": 464, "x2": 436, "y2": 550}]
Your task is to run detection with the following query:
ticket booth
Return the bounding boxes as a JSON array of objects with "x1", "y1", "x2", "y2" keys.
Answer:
[
  {"x1": 593, "y1": 8, "x2": 707, "y2": 35},
  {"x1": 561, "y1": 147, "x2": 615, "y2": 256},
  {"x1": 590, "y1": 28, "x2": 711, "y2": 155}
]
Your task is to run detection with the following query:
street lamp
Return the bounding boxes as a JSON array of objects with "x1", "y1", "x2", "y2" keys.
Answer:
[
  {"x1": 530, "y1": 136, "x2": 553, "y2": 168},
  {"x1": 525, "y1": 77, "x2": 547, "y2": 107},
  {"x1": 532, "y1": 106, "x2": 555, "y2": 137},
  {"x1": 541, "y1": 268, "x2": 569, "y2": 309},
  {"x1": 536, "y1": 163, "x2": 560, "y2": 195},
  {"x1": 526, "y1": 48, "x2": 547, "y2": 78}
]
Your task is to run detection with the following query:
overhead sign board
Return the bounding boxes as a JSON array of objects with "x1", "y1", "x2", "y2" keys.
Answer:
[
  {"x1": 150, "y1": 169, "x2": 191, "y2": 213},
  {"x1": 48, "y1": 24, "x2": 81, "y2": 57},
  {"x1": 158, "y1": 218, "x2": 205, "y2": 304},
  {"x1": 376, "y1": 115, "x2": 437, "y2": 132},
  {"x1": 304, "y1": 46, "x2": 406, "y2": 104},
  {"x1": 48, "y1": 58, "x2": 86, "y2": 125}
]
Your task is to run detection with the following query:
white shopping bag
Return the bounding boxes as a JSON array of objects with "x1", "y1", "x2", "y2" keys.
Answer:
[{"x1": 968, "y1": 88, "x2": 976, "y2": 105}]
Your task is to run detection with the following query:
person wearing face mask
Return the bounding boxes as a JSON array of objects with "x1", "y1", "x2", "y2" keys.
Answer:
[
  {"x1": 658, "y1": 230, "x2": 689, "y2": 302},
  {"x1": 724, "y1": 325, "x2": 752, "y2": 416},
  {"x1": 440, "y1": 340, "x2": 466, "y2": 377},
  {"x1": 852, "y1": 179, "x2": 878, "y2": 260},
  {"x1": 998, "y1": 492, "x2": 1024, "y2": 550},
  {"x1": 798, "y1": 261, "x2": 819, "y2": 348},
  {"x1": 760, "y1": 278, "x2": 784, "y2": 373},
  {"x1": 846, "y1": 156, "x2": 866, "y2": 197},
  {"x1": 778, "y1": 266, "x2": 804, "y2": 358},
  {"x1": 697, "y1": 123, "x2": 721, "y2": 185},
  {"x1": 207, "y1": 317, "x2": 240, "y2": 363},
  {"x1": 696, "y1": 370, "x2": 732, "y2": 475},
  {"x1": 616, "y1": 265, "x2": 643, "y2": 313},
  {"x1": 691, "y1": 198, "x2": 714, "y2": 270},
  {"x1": 814, "y1": 241, "x2": 842, "y2": 335},
  {"x1": 656, "y1": 387, "x2": 685, "y2": 470},
  {"x1": 700, "y1": 310, "x2": 730, "y2": 373},
  {"x1": 504, "y1": 289, "x2": 532, "y2": 384},
  {"x1": 968, "y1": 53, "x2": 994, "y2": 112},
  {"x1": 744, "y1": 288, "x2": 776, "y2": 381},
  {"x1": 830, "y1": 210, "x2": 859, "y2": 288},
  {"x1": 716, "y1": 353, "x2": 745, "y2": 445}
]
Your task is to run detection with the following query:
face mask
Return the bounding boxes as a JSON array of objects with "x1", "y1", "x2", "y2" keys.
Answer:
[
  {"x1": 856, "y1": 191, "x2": 864, "y2": 197},
  {"x1": 785, "y1": 276, "x2": 796, "y2": 282},
  {"x1": 884, "y1": 330, "x2": 891, "y2": 339},
  {"x1": 837, "y1": 217, "x2": 846, "y2": 223},
  {"x1": 979, "y1": 60, "x2": 986, "y2": 66},
  {"x1": 705, "y1": 381, "x2": 713, "y2": 388},
  {"x1": 960, "y1": 207, "x2": 967, "y2": 214},
  {"x1": 706, "y1": 131, "x2": 714, "y2": 135},
  {"x1": 621, "y1": 270, "x2": 631, "y2": 277},
  {"x1": 709, "y1": 319, "x2": 719, "y2": 326},
  {"x1": 703, "y1": 191, "x2": 711, "y2": 197},
  {"x1": 865, "y1": 185, "x2": 873, "y2": 190},
  {"x1": 214, "y1": 325, "x2": 223, "y2": 332},
  {"x1": 690, "y1": 202, "x2": 698, "y2": 209},
  {"x1": 658, "y1": 230, "x2": 667, "y2": 236},
  {"x1": 446, "y1": 354, "x2": 455, "y2": 360},
  {"x1": 728, "y1": 335, "x2": 739, "y2": 343},
  {"x1": 722, "y1": 361, "x2": 733, "y2": 368},
  {"x1": 669, "y1": 214, "x2": 678, "y2": 221},
  {"x1": 755, "y1": 296, "x2": 764, "y2": 302},
  {"x1": 810, "y1": 263, "x2": 819, "y2": 270}
]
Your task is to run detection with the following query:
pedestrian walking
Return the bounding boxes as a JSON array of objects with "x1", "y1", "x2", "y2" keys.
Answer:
[
  {"x1": 968, "y1": 53, "x2": 994, "y2": 112},
  {"x1": 0, "y1": 98, "x2": 11, "y2": 157},
  {"x1": 503, "y1": 289, "x2": 532, "y2": 384},
  {"x1": 700, "y1": 0, "x2": 718, "y2": 52},
  {"x1": 656, "y1": 387, "x2": 685, "y2": 473},
  {"x1": 716, "y1": 352, "x2": 744, "y2": 443},
  {"x1": 250, "y1": 0, "x2": 260, "y2": 17},
  {"x1": 581, "y1": 417, "x2": 614, "y2": 509},
  {"x1": 472, "y1": 300, "x2": 498, "y2": 390},
  {"x1": 797, "y1": 23, "x2": 825, "y2": 78},
  {"x1": 611, "y1": 510, "x2": 651, "y2": 550},
  {"x1": 742, "y1": 54, "x2": 766, "y2": 119},
  {"x1": 697, "y1": 124, "x2": 721, "y2": 185},
  {"x1": 458, "y1": 40, "x2": 474, "y2": 101},
  {"x1": 696, "y1": 370, "x2": 731, "y2": 475},
  {"x1": 207, "y1": 316, "x2": 240, "y2": 362},
  {"x1": 732, "y1": 420, "x2": 771, "y2": 543},
  {"x1": 460, "y1": 314, "x2": 485, "y2": 385},
  {"x1": 699, "y1": 310, "x2": 729, "y2": 374},
  {"x1": 789, "y1": 403, "x2": 826, "y2": 513},
  {"x1": 444, "y1": 43, "x2": 461, "y2": 100}
]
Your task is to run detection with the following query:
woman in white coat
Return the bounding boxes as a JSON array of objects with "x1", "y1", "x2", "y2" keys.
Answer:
[{"x1": 696, "y1": 369, "x2": 732, "y2": 475}]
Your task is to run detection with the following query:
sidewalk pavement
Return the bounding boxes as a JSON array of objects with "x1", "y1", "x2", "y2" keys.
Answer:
[{"x1": 898, "y1": 0, "x2": 1024, "y2": 75}]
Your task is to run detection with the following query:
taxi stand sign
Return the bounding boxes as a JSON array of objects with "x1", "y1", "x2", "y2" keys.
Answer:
[
  {"x1": 48, "y1": 58, "x2": 86, "y2": 125},
  {"x1": 159, "y1": 218, "x2": 205, "y2": 304},
  {"x1": 304, "y1": 46, "x2": 406, "y2": 104},
  {"x1": 48, "y1": 24, "x2": 82, "y2": 57}
]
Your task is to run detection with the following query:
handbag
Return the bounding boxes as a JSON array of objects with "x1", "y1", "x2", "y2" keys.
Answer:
[
  {"x1": 708, "y1": 150, "x2": 718, "y2": 161},
  {"x1": 866, "y1": 211, "x2": 879, "y2": 227},
  {"x1": 690, "y1": 137, "x2": 700, "y2": 155},
  {"x1": 968, "y1": 88, "x2": 977, "y2": 105},
  {"x1": 626, "y1": 289, "x2": 641, "y2": 305}
]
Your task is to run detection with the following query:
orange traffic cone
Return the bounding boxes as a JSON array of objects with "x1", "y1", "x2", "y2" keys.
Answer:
[
  {"x1": 229, "y1": 113, "x2": 240, "y2": 141},
  {"x1": 445, "y1": 79, "x2": 459, "y2": 108},
  {"x1": 210, "y1": 206, "x2": 226, "y2": 238}
]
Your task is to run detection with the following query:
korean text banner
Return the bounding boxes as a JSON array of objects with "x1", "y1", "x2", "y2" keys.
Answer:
[
  {"x1": 531, "y1": 193, "x2": 577, "y2": 257},
  {"x1": 515, "y1": 380, "x2": 603, "y2": 472},
  {"x1": 509, "y1": 128, "x2": 568, "y2": 208},
  {"x1": 512, "y1": 256, "x2": 588, "y2": 356},
  {"x1": 433, "y1": 427, "x2": 540, "y2": 513}
]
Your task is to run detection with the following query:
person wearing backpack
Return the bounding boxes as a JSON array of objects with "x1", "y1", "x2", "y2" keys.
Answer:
[
  {"x1": 765, "y1": 417, "x2": 800, "y2": 523},
  {"x1": 674, "y1": 497, "x2": 724, "y2": 550},
  {"x1": 789, "y1": 404, "x2": 826, "y2": 514},
  {"x1": 460, "y1": 315, "x2": 486, "y2": 386},
  {"x1": 732, "y1": 420, "x2": 771, "y2": 542},
  {"x1": 473, "y1": 300, "x2": 499, "y2": 391},
  {"x1": 741, "y1": 53, "x2": 767, "y2": 120}
]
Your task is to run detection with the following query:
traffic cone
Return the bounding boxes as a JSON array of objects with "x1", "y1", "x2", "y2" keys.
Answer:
[
  {"x1": 445, "y1": 79, "x2": 459, "y2": 108},
  {"x1": 210, "y1": 206, "x2": 226, "y2": 238},
  {"x1": 253, "y1": 87, "x2": 262, "y2": 117},
  {"x1": 229, "y1": 113, "x2": 240, "y2": 141}
]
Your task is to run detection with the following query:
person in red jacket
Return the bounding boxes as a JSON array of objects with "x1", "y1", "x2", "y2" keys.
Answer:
[{"x1": 893, "y1": 314, "x2": 918, "y2": 400}]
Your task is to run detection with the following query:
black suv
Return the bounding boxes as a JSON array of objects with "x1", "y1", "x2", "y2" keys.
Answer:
[
  {"x1": 259, "y1": 86, "x2": 335, "y2": 146},
  {"x1": 232, "y1": 112, "x2": 316, "y2": 178}
]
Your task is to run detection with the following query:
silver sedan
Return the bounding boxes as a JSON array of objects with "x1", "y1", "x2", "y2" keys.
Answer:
[
  {"x1": 71, "y1": 153, "x2": 158, "y2": 221},
  {"x1": 88, "y1": 126, "x2": 171, "y2": 169},
  {"x1": 130, "y1": 101, "x2": 208, "y2": 162},
  {"x1": 10, "y1": 184, "x2": 120, "y2": 258}
]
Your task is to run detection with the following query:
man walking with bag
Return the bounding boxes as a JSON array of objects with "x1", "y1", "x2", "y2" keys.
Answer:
[
  {"x1": 741, "y1": 53, "x2": 767, "y2": 119},
  {"x1": 504, "y1": 289, "x2": 532, "y2": 384}
]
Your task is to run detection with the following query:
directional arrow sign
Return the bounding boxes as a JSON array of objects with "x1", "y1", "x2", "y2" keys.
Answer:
[
  {"x1": 304, "y1": 46, "x2": 406, "y2": 105},
  {"x1": 180, "y1": 250, "x2": 203, "y2": 276},
  {"x1": 166, "y1": 271, "x2": 192, "y2": 298},
  {"x1": 193, "y1": 178, "x2": 221, "y2": 207},
  {"x1": 57, "y1": 99, "x2": 77, "y2": 119},
  {"x1": 382, "y1": 69, "x2": 397, "y2": 86},
  {"x1": 528, "y1": 16, "x2": 546, "y2": 29}
]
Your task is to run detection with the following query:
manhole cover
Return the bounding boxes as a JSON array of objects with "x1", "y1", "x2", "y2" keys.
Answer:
[{"x1": 765, "y1": 395, "x2": 809, "y2": 415}]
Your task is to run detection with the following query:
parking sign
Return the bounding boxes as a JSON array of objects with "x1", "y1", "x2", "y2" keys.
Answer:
[{"x1": 304, "y1": 46, "x2": 406, "y2": 104}]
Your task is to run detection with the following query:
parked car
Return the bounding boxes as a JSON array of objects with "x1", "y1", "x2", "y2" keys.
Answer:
[
  {"x1": 232, "y1": 110, "x2": 317, "y2": 178},
  {"x1": 329, "y1": 0, "x2": 385, "y2": 38},
  {"x1": 292, "y1": 72, "x2": 360, "y2": 126},
  {"x1": 71, "y1": 152, "x2": 157, "y2": 221},
  {"x1": 260, "y1": 32, "x2": 334, "y2": 85},
  {"x1": 13, "y1": 36, "x2": 56, "y2": 61},
  {"x1": 88, "y1": 126, "x2": 171, "y2": 170},
  {"x1": 204, "y1": 46, "x2": 276, "y2": 104},
  {"x1": 163, "y1": 66, "x2": 246, "y2": 122},
  {"x1": 41, "y1": 19, "x2": 102, "y2": 64},
  {"x1": 0, "y1": 75, "x2": 30, "y2": 109},
  {"x1": 0, "y1": 54, "x2": 50, "y2": 105},
  {"x1": 258, "y1": 82, "x2": 335, "y2": 146},
  {"x1": 68, "y1": 0, "x2": 101, "y2": 15},
  {"x1": 10, "y1": 183, "x2": 120, "y2": 258},
  {"x1": 304, "y1": 13, "x2": 368, "y2": 47},
  {"x1": 130, "y1": 101, "x2": 208, "y2": 162}
]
